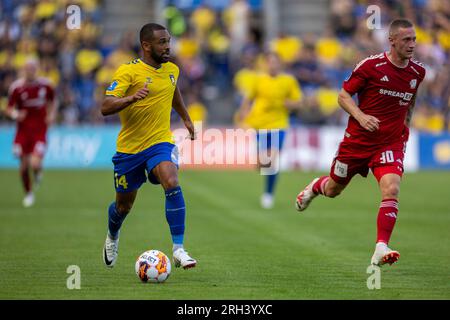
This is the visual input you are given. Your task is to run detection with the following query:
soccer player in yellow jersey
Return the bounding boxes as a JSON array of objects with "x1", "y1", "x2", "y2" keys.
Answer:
[
  {"x1": 101, "y1": 23, "x2": 197, "y2": 269},
  {"x1": 237, "y1": 52, "x2": 302, "y2": 209}
]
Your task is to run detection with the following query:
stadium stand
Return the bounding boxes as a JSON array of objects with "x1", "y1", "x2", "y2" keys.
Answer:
[{"x1": 0, "y1": 0, "x2": 448, "y2": 131}]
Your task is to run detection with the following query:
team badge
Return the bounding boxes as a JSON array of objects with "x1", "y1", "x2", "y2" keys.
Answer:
[
  {"x1": 146, "y1": 77, "x2": 152, "y2": 84},
  {"x1": 169, "y1": 74, "x2": 176, "y2": 86},
  {"x1": 410, "y1": 79, "x2": 417, "y2": 89}
]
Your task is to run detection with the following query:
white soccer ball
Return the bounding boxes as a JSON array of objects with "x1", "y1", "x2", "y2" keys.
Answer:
[{"x1": 135, "y1": 250, "x2": 171, "y2": 283}]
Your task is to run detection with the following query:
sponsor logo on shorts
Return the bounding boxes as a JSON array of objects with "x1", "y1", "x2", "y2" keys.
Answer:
[{"x1": 334, "y1": 160, "x2": 348, "y2": 178}]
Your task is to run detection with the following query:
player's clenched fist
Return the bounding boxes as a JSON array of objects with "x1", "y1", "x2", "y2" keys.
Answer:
[
  {"x1": 132, "y1": 81, "x2": 150, "y2": 102},
  {"x1": 356, "y1": 113, "x2": 380, "y2": 132}
]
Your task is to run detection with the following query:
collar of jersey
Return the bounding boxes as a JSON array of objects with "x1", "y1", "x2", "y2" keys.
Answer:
[
  {"x1": 139, "y1": 58, "x2": 163, "y2": 71},
  {"x1": 384, "y1": 51, "x2": 410, "y2": 69}
]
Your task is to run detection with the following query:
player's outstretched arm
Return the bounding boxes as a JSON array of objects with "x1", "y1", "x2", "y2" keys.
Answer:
[
  {"x1": 101, "y1": 82, "x2": 149, "y2": 116},
  {"x1": 172, "y1": 86, "x2": 196, "y2": 140},
  {"x1": 338, "y1": 88, "x2": 380, "y2": 132}
]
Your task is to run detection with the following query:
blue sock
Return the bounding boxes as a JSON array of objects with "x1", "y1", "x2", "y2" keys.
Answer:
[
  {"x1": 265, "y1": 173, "x2": 278, "y2": 195},
  {"x1": 108, "y1": 202, "x2": 127, "y2": 239},
  {"x1": 165, "y1": 186, "x2": 186, "y2": 246}
]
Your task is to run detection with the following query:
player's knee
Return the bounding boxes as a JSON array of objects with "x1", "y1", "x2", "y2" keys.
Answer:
[
  {"x1": 30, "y1": 157, "x2": 42, "y2": 170},
  {"x1": 163, "y1": 176, "x2": 179, "y2": 190},
  {"x1": 383, "y1": 183, "x2": 400, "y2": 199}
]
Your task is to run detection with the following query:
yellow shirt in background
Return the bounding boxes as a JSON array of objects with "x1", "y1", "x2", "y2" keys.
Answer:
[
  {"x1": 245, "y1": 73, "x2": 302, "y2": 129},
  {"x1": 233, "y1": 68, "x2": 258, "y2": 97},
  {"x1": 76, "y1": 48, "x2": 103, "y2": 74},
  {"x1": 270, "y1": 36, "x2": 302, "y2": 64}
]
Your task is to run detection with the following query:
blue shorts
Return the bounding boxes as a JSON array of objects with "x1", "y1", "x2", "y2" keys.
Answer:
[
  {"x1": 112, "y1": 142, "x2": 179, "y2": 193},
  {"x1": 256, "y1": 129, "x2": 286, "y2": 151}
]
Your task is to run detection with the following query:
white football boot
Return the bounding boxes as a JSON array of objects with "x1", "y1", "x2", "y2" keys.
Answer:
[
  {"x1": 22, "y1": 192, "x2": 35, "y2": 208},
  {"x1": 295, "y1": 178, "x2": 319, "y2": 212},
  {"x1": 370, "y1": 242, "x2": 400, "y2": 266},
  {"x1": 103, "y1": 233, "x2": 119, "y2": 268},
  {"x1": 173, "y1": 248, "x2": 197, "y2": 269},
  {"x1": 260, "y1": 193, "x2": 274, "y2": 209}
]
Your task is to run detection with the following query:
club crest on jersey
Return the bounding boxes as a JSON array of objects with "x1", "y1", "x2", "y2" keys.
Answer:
[
  {"x1": 169, "y1": 74, "x2": 176, "y2": 86},
  {"x1": 107, "y1": 80, "x2": 118, "y2": 91},
  {"x1": 410, "y1": 79, "x2": 417, "y2": 89}
]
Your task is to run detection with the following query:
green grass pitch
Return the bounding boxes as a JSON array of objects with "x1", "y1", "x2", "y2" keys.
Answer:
[{"x1": 0, "y1": 169, "x2": 449, "y2": 299}]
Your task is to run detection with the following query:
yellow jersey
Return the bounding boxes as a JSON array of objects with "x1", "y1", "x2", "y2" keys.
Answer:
[
  {"x1": 244, "y1": 72, "x2": 302, "y2": 129},
  {"x1": 105, "y1": 58, "x2": 179, "y2": 154},
  {"x1": 233, "y1": 68, "x2": 258, "y2": 98}
]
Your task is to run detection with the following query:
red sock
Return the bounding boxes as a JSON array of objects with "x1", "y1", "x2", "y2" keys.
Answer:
[
  {"x1": 20, "y1": 168, "x2": 31, "y2": 193},
  {"x1": 377, "y1": 199, "x2": 399, "y2": 244},
  {"x1": 312, "y1": 176, "x2": 330, "y2": 195}
]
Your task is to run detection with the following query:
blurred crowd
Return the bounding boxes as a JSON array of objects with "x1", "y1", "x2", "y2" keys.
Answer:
[{"x1": 0, "y1": 0, "x2": 449, "y2": 132}]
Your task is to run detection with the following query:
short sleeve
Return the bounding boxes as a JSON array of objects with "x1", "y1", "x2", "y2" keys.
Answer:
[
  {"x1": 342, "y1": 60, "x2": 370, "y2": 96},
  {"x1": 105, "y1": 64, "x2": 132, "y2": 98}
]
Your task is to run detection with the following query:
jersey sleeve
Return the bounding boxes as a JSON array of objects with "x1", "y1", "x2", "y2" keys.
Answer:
[
  {"x1": 46, "y1": 84, "x2": 55, "y2": 102},
  {"x1": 105, "y1": 64, "x2": 132, "y2": 98},
  {"x1": 288, "y1": 76, "x2": 302, "y2": 101},
  {"x1": 342, "y1": 60, "x2": 370, "y2": 96}
]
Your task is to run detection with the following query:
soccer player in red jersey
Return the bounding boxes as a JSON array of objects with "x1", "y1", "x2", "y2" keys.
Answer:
[
  {"x1": 295, "y1": 19, "x2": 426, "y2": 266},
  {"x1": 4, "y1": 59, "x2": 56, "y2": 207}
]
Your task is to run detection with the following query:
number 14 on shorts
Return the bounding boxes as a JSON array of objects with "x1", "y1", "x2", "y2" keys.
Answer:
[{"x1": 115, "y1": 173, "x2": 128, "y2": 189}]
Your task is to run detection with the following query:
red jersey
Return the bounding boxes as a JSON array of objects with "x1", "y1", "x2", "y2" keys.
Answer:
[
  {"x1": 7, "y1": 77, "x2": 55, "y2": 135},
  {"x1": 342, "y1": 52, "x2": 426, "y2": 147}
]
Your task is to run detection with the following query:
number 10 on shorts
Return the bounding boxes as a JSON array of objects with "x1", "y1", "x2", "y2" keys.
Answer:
[{"x1": 380, "y1": 150, "x2": 394, "y2": 164}]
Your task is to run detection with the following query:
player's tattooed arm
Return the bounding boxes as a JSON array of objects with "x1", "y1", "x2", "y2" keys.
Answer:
[
  {"x1": 172, "y1": 86, "x2": 196, "y2": 140},
  {"x1": 405, "y1": 96, "x2": 416, "y2": 127},
  {"x1": 338, "y1": 88, "x2": 380, "y2": 132},
  {"x1": 101, "y1": 82, "x2": 149, "y2": 116}
]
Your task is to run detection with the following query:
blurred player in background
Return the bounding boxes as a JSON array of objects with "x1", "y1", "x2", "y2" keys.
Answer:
[
  {"x1": 237, "y1": 52, "x2": 302, "y2": 209},
  {"x1": 295, "y1": 19, "x2": 426, "y2": 266},
  {"x1": 4, "y1": 58, "x2": 56, "y2": 208},
  {"x1": 101, "y1": 23, "x2": 197, "y2": 269}
]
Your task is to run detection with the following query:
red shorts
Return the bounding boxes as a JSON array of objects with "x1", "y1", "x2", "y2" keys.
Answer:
[
  {"x1": 329, "y1": 139, "x2": 407, "y2": 185},
  {"x1": 13, "y1": 130, "x2": 47, "y2": 158}
]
